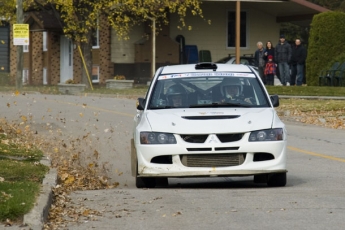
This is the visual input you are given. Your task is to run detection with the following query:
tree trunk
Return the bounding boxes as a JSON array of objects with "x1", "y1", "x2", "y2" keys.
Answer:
[{"x1": 80, "y1": 31, "x2": 93, "y2": 88}]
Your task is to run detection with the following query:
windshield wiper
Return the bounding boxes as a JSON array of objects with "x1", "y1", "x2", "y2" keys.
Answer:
[{"x1": 189, "y1": 102, "x2": 251, "y2": 108}]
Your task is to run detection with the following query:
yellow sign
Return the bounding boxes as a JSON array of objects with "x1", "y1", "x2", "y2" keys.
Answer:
[{"x1": 13, "y1": 24, "x2": 29, "y2": 46}]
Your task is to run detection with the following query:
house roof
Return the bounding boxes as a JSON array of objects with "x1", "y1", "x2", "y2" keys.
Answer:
[
  {"x1": 203, "y1": 0, "x2": 329, "y2": 26},
  {"x1": 25, "y1": 11, "x2": 63, "y2": 32}
]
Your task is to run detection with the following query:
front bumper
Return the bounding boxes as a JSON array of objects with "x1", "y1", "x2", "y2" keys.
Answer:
[{"x1": 132, "y1": 133, "x2": 287, "y2": 178}]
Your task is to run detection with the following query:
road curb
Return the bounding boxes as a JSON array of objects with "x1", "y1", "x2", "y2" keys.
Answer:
[{"x1": 23, "y1": 157, "x2": 57, "y2": 230}]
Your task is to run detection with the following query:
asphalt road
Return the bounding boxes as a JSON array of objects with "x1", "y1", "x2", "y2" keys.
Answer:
[{"x1": 1, "y1": 93, "x2": 345, "y2": 230}]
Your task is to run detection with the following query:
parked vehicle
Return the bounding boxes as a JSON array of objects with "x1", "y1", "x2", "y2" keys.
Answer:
[
  {"x1": 132, "y1": 62, "x2": 287, "y2": 188},
  {"x1": 216, "y1": 55, "x2": 257, "y2": 70}
]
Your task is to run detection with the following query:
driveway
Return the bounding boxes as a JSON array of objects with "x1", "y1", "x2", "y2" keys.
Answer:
[{"x1": 1, "y1": 93, "x2": 344, "y2": 230}]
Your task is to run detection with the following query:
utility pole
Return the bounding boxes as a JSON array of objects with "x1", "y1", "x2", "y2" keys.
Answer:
[
  {"x1": 16, "y1": 0, "x2": 24, "y2": 89},
  {"x1": 147, "y1": 17, "x2": 156, "y2": 79}
]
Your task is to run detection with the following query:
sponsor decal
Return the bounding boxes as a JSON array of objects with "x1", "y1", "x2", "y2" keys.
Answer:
[
  {"x1": 158, "y1": 72, "x2": 255, "y2": 80},
  {"x1": 198, "y1": 112, "x2": 225, "y2": 115}
]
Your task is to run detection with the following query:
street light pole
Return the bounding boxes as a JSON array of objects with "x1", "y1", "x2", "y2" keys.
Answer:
[{"x1": 16, "y1": 0, "x2": 24, "y2": 89}]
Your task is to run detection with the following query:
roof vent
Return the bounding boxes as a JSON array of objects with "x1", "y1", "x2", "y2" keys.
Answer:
[{"x1": 195, "y1": 62, "x2": 218, "y2": 71}]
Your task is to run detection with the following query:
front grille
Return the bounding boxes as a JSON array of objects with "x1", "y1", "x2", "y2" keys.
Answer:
[
  {"x1": 216, "y1": 133, "x2": 244, "y2": 143},
  {"x1": 180, "y1": 153, "x2": 246, "y2": 167},
  {"x1": 180, "y1": 134, "x2": 208, "y2": 143},
  {"x1": 182, "y1": 115, "x2": 240, "y2": 120}
]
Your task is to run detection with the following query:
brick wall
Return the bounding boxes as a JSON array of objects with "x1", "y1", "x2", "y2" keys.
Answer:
[
  {"x1": 50, "y1": 32, "x2": 61, "y2": 85},
  {"x1": 30, "y1": 32, "x2": 43, "y2": 85},
  {"x1": 98, "y1": 15, "x2": 113, "y2": 84}
]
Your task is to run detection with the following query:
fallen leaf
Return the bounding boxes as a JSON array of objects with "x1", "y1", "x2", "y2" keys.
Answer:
[
  {"x1": 5, "y1": 219, "x2": 13, "y2": 227},
  {"x1": 82, "y1": 209, "x2": 90, "y2": 216},
  {"x1": 64, "y1": 175, "x2": 75, "y2": 184},
  {"x1": 1, "y1": 139, "x2": 9, "y2": 145}
]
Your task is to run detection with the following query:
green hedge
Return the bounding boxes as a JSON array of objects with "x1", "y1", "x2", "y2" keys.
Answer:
[{"x1": 306, "y1": 11, "x2": 345, "y2": 86}]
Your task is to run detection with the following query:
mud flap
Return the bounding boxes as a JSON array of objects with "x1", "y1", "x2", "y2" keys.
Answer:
[{"x1": 131, "y1": 138, "x2": 137, "y2": 177}]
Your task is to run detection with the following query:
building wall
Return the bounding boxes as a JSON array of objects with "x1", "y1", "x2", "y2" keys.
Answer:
[
  {"x1": 111, "y1": 25, "x2": 145, "y2": 64},
  {"x1": 30, "y1": 32, "x2": 43, "y2": 85},
  {"x1": 98, "y1": 15, "x2": 113, "y2": 84},
  {"x1": 9, "y1": 24, "x2": 16, "y2": 85},
  {"x1": 169, "y1": 1, "x2": 280, "y2": 62},
  {"x1": 50, "y1": 32, "x2": 61, "y2": 85}
]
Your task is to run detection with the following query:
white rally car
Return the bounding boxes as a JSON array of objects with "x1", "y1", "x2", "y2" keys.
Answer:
[{"x1": 131, "y1": 63, "x2": 287, "y2": 188}]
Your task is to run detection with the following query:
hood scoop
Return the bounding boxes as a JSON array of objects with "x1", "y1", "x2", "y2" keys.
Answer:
[{"x1": 181, "y1": 115, "x2": 240, "y2": 120}]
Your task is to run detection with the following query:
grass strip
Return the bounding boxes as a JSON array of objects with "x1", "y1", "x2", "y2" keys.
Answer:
[
  {"x1": 266, "y1": 86, "x2": 345, "y2": 96},
  {"x1": 0, "y1": 181, "x2": 40, "y2": 221},
  {"x1": 0, "y1": 131, "x2": 49, "y2": 222}
]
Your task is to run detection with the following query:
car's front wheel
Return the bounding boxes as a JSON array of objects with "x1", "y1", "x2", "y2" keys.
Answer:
[
  {"x1": 267, "y1": 173, "x2": 287, "y2": 187},
  {"x1": 136, "y1": 176, "x2": 156, "y2": 188}
]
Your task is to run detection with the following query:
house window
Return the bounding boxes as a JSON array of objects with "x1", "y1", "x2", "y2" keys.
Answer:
[
  {"x1": 23, "y1": 45, "x2": 29, "y2": 52},
  {"x1": 22, "y1": 69, "x2": 29, "y2": 84},
  {"x1": 92, "y1": 66, "x2": 99, "y2": 83},
  {"x1": 92, "y1": 18, "x2": 99, "y2": 48},
  {"x1": 227, "y1": 11, "x2": 247, "y2": 48},
  {"x1": 43, "y1": 31, "x2": 48, "y2": 51}
]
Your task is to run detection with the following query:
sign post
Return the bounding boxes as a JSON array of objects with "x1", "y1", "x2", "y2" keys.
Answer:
[{"x1": 15, "y1": 0, "x2": 24, "y2": 89}]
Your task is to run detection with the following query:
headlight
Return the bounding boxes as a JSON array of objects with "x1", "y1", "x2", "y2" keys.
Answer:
[
  {"x1": 249, "y1": 128, "x2": 283, "y2": 142},
  {"x1": 140, "y1": 132, "x2": 177, "y2": 144}
]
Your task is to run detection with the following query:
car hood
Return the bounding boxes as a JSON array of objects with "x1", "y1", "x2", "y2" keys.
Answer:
[{"x1": 145, "y1": 108, "x2": 275, "y2": 134}]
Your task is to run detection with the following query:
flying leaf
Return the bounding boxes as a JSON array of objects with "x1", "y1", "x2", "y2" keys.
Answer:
[{"x1": 21, "y1": 115, "x2": 27, "y2": 122}]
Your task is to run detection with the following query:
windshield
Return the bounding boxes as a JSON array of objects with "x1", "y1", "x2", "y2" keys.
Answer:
[{"x1": 148, "y1": 73, "x2": 270, "y2": 109}]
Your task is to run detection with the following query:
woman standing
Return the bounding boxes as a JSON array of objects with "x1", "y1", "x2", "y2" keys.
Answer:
[
  {"x1": 264, "y1": 40, "x2": 279, "y2": 83},
  {"x1": 264, "y1": 41, "x2": 275, "y2": 62}
]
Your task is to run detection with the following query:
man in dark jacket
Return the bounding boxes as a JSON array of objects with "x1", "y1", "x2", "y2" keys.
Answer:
[
  {"x1": 254, "y1": 41, "x2": 266, "y2": 84},
  {"x1": 275, "y1": 34, "x2": 292, "y2": 86},
  {"x1": 290, "y1": 38, "x2": 307, "y2": 86}
]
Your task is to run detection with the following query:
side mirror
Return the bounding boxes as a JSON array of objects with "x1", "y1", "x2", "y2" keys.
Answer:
[
  {"x1": 137, "y1": 98, "x2": 146, "y2": 110},
  {"x1": 270, "y1": 95, "x2": 279, "y2": 107}
]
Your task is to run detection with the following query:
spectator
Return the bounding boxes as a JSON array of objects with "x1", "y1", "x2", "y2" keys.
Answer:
[
  {"x1": 290, "y1": 38, "x2": 307, "y2": 86},
  {"x1": 275, "y1": 34, "x2": 292, "y2": 86},
  {"x1": 254, "y1": 41, "x2": 266, "y2": 84},
  {"x1": 264, "y1": 41, "x2": 275, "y2": 63},
  {"x1": 264, "y1": 55, "x2": 276, "y2": 86}
]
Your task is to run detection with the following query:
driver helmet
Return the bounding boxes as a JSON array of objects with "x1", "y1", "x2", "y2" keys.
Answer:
[
  {"x1": 166, "y1": 84, "x2": 187, "y2": 107},
  {"x1": 220, "y1": 78, "x2": 243, "y2": 99}
]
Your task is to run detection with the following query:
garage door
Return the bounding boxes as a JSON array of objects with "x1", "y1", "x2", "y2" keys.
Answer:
[{"x1": 0, "y1": 25, "x2": 10, "y2": 73}]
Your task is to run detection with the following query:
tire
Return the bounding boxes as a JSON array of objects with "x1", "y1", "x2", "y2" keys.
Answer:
[
  {"x1": 136, "y1": 176, "x2": 156, "y2": 188},
  {"x1": 267, "y1": 173, "x2": 287, "y2": 187}
]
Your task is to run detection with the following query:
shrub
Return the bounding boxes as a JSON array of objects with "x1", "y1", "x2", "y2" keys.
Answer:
[
  {"x1": 114, "y1": 75, "x2": 126, "y2": 80},
  {"x1": 306, "y1": 11, "x2": 345, "y2": 86},
  {"x1": 65, "y1": 79, "x2": 75, "y2": 84}
]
